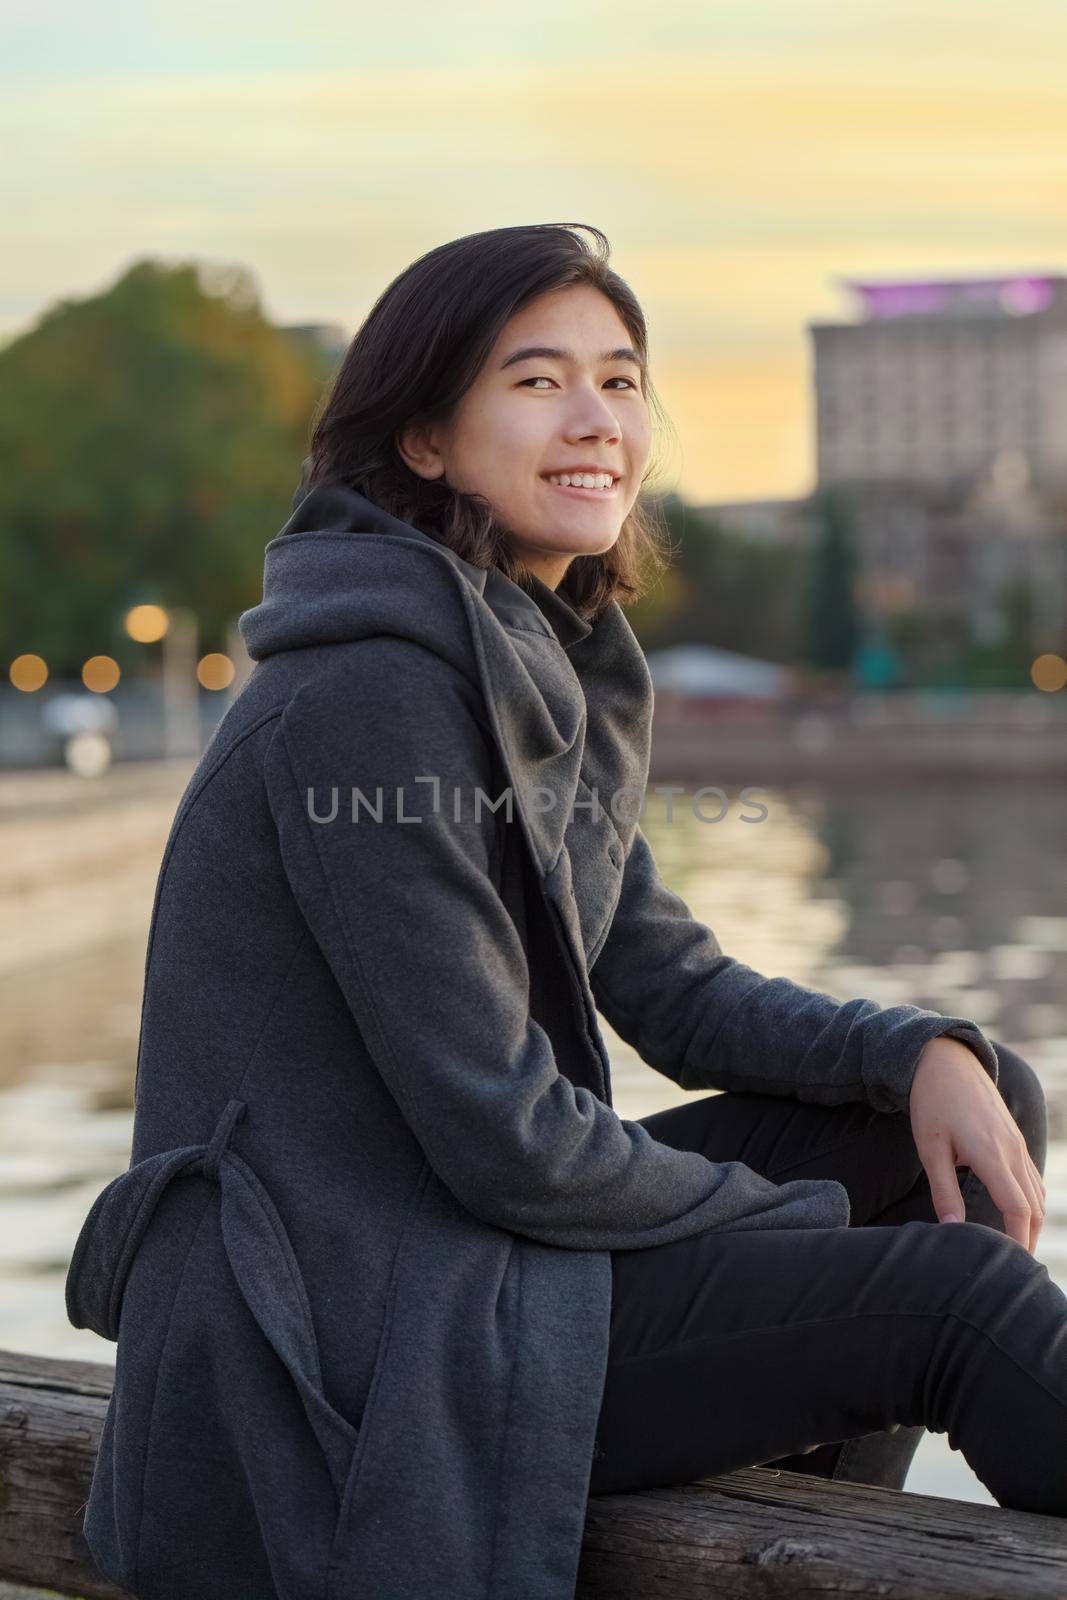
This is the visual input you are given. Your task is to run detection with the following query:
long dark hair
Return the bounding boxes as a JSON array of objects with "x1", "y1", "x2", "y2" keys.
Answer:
[{"x1": 307, "y1": 223, "x2": 675, "y2": 618}]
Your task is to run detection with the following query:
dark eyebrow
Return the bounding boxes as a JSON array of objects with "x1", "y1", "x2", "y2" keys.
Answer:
[{"x1": 499, "y1": 344, "x2": 645, "y2": 372}]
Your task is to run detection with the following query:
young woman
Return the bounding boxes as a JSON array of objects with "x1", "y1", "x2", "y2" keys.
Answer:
[{"x1": 67, "y1": 224, "x2": 1064, "y2": 1600}]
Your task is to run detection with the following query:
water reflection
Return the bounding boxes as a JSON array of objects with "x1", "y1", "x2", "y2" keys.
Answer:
[{"x1": 0, "y1": 767, "x2": 1063, "y2": 1506}]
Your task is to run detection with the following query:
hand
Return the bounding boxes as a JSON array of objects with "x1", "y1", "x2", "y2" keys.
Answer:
[{"x1": 908, "y1": 1036, "x2": 1046, "y2": 1254}]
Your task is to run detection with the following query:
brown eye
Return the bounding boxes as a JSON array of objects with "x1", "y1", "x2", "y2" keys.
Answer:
[{"x1": 519, "y1": 376, "x2": 637, "y2": 390}]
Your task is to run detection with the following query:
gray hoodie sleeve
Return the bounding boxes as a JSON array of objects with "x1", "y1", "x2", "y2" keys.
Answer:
[
  {"x1": 589, "y1": 825, "x2": 999, "y2": 1116},
  {"x1": 263, "y1": 637, "x2": 851, "y2": 1249}
]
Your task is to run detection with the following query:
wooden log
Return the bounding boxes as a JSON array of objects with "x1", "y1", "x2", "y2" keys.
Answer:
[
  {"x1": 3, "y1": 1348, "x2": 1066, "y2": 1600},
  {"x1": 576, "y1": 1470, "x2": 1067, "y2": 1598},
  {"x1": 0, "y1": 1351, "x2": 126, "y2": 1599}
]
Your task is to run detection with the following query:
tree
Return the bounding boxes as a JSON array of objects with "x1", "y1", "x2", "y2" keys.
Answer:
[
  {"x1": 804, "y1": 486, "x2": 860, "y2": 676},
  {"x1": 0, "y1": 258, "x2": 327, "y2": 671}
]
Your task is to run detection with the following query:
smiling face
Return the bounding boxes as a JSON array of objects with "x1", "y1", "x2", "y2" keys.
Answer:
[{"x1": 397, "y1": 283, "x2": 652, "y2": 589}]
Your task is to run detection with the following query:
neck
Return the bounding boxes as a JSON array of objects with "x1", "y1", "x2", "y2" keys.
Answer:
[{"x1": 515, "y1": 551, "x2": 573, "y2": 591}]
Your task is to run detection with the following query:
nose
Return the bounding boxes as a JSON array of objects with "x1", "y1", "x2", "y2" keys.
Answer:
[{"x1": 566, "y1": 401, "x2": 621, "y2": 445}]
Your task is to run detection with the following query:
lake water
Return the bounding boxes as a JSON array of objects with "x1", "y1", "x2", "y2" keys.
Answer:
[{"x1": 1, "y1": 761, "x2": 1064, "y2": 1507}]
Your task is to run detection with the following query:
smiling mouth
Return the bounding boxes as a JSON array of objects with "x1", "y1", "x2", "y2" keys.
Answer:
[{"x1": 541, "y1": 475, "x2": 620, "y2": 498}]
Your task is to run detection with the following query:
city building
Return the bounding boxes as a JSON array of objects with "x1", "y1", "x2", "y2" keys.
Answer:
[
  {"x1": 699, "y1": 274, "x2": 1067, "y2": 650},
  {"x1": 811, "y1": 274, "x2": 1067, "y2": 494}
]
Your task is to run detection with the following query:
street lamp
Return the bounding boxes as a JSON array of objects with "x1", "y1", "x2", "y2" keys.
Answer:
[{"x1": 123, "y1": 602, "x2": 201, "y2": 760}]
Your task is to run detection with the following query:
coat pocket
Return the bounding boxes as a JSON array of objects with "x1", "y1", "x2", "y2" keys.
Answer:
[{"x1": 66, "y1": 1097, "x2": 358, "y2": 1506}]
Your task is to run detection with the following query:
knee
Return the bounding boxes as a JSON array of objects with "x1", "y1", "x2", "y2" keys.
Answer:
[
  {"x1": 988, "y1": 1043, "x2": 1048, "y2": 1174},
  {"x1": 941, "y1": 1218, "x2": 1050, "y2": 1318},
  {"x1": 913, "y1": 1217, "x2": 1039, "y2": 1314}
]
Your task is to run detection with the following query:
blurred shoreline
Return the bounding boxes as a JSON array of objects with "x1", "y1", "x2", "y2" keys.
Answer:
[{"x1": 650, "y1": 691, "x2": 1067, "y2": 783}]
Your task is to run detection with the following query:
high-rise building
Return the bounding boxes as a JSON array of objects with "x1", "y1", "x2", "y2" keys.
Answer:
[
  {"x1": 810, "y1": 275, "x2": 1067, "y2": 494},
  {"x1": 698, "y1": 273, "x2": 1067, "y2": 659}
]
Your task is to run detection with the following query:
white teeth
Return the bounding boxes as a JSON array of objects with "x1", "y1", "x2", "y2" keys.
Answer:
[{"x1": 547, "y1": 472, "x2": 615, "y2": 490}]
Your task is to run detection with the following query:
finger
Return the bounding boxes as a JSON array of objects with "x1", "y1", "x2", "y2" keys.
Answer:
[
  {"x1": 1020, "y1": 1152, "x2": 1046, "y2": 1253},
  {"x1": 978, "y1": 1162, "x2": 1033, "y2": 1252},
  {"x1": 1029, "y1": 1152, "x2": 1048, "y2": 1207},
  {"x1": 921, "y1": 1144, "x2": 968, "y2": 1225},
  {"x1": 1005, "y1": 1140, "x2": 1045, "y2": 1254}
]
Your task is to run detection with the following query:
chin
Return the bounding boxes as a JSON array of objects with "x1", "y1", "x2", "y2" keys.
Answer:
[
  {"x1": 508, "y1": 522, "x2": 622, "y2": 571},
  {"x1": 544, "y1": 524, "x2": 623, "y2": 553},
  {"x1": 578, "y1": 531, "x2": 623, "y2": 558}
]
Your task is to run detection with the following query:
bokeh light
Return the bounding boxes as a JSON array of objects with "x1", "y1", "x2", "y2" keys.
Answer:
[
  {"x1": 1031, "y1": 654, "x2": 1067, "y2": 692},
  {"x1": 65, "y1": 731, "x2": 113, "y2": 776},
  {"x1": 196, "y1": 653, "x2": 235, "y2": 690},
  {"x1": 125, "y1": 604, "x2": 169, "y2": 643},
  {"x1": 82, "y1": 655, "x2": 121, "y2": 692},
  {"x1": 9, "y1": 654, "x2": 48, "y2": 691}
]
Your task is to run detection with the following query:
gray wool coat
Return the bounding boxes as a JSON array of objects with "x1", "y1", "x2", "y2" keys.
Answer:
[{"x1": 66, "y1": 480, "x2": 999, "y2": 1600}]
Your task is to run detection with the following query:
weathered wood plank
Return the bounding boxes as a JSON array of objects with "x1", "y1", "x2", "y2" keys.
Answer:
[
  {"x1": 3, "y1": 1348, "x2": 1066, "y2": 1599},
  {"x1": 0, "y1": 1352, "x2": 127, "y2": 1600},
  {"x1": 576, "y1": 1472, "x2": 1067, "y2": 1598}
]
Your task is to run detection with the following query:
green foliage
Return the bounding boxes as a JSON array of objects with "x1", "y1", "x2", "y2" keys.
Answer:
[
  {"x1": 959, "y1": 579, "x2": 1038, "y2": 688},
  {"x1": 882, "y1": 579, "x2": 1039, "y2": 688},
  {"x1": 803, "y1": 486, "x2": 860, "y2": 675},
  {"x1": 0, "y1": 258, "x2": 326, "y2": 671},
  {"x1": 628, "y1": 492, "x2": 808, "y2": 663}
]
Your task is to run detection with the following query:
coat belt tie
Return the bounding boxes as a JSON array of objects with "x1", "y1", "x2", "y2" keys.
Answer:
[{"x1": 65, "y1": 1097, "x2": 357, "y2": 1502}]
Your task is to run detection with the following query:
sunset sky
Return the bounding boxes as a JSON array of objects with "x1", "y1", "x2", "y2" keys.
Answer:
[{"x1": 5, "y1": 0, "x2": 1067, "y2": 502}]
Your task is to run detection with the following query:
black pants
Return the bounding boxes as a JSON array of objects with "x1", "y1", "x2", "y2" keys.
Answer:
[{"x1": 589, "y1": 1041, "x2": 1067, "y2": 1515}]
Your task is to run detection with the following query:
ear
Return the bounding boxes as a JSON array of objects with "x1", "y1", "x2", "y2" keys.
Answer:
[{"x1": 396, "y1": 420, "x2": 447, "y2": 483}]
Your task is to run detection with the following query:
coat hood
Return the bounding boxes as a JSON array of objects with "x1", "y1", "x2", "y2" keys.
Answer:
[
  {"x1": 236, "y1": 479, "x2": 657, "y2": 893},
  {"x1": 237, "y1": 479, "x2": 594, "y2": 664}
]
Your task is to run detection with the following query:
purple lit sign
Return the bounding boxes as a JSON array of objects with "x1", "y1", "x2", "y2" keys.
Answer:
[{"x1": 846, "y1": 276, "x2": 1056, "y2": 319}]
